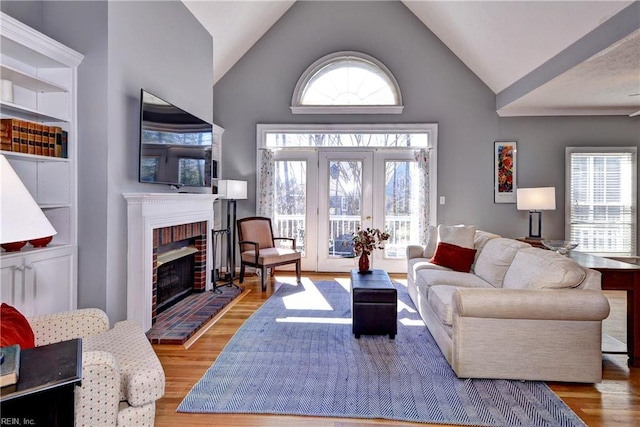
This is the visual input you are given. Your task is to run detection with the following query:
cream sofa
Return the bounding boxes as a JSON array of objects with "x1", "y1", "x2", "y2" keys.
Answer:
[
  {"x1": 29, "y1": 308, "x2": 165, "y2": 426},
  {"x1": 406, "y1": 226, "x2": 611, "y2": 383}
]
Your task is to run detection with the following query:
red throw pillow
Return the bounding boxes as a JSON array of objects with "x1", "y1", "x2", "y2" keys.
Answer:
[
  {"x1": 429, "y1": 242, "x2": 477, "y2": 273},
  {"x1": 1, "y1": 303, "x2": 35, "y2": 349}
]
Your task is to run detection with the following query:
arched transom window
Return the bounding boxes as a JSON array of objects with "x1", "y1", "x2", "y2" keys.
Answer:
[{"x1": 291, "y1": 51, "x2": 403, "y2": 114}]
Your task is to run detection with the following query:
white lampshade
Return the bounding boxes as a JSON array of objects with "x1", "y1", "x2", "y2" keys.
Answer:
[
  {"x1": 516, "y1": 187, "x2": 556, "y2": 211},
  {"x1": 1, "y1": 154, "x2": 57, "y2": 246},
  {"x1": 218, "y1": 180, "x2": 247, "y2": 200}
]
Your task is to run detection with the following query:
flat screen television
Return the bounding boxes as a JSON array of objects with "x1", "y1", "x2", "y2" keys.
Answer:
[{"x1": 139, "y1": 89, "x2": 213, "y2": 188}]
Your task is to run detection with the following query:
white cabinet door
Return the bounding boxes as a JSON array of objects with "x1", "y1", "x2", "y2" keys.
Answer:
[
  {"x1": 0, "y1": 257, "x2": 27, "y2": 313},
  {"x1": 26, "y1": 247, "x2": 76, "y2": 315},
  {"x1": 0, "y1": 246, "x2": 77, "y2": 316}
]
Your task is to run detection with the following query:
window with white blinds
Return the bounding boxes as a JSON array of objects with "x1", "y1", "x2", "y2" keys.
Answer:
[{"x1": 566, "y1": 147, "x2": 637, "y2": 257}]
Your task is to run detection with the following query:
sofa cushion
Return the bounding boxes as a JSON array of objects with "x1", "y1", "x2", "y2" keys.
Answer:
[
  {"x1": 473, "y1": 238, "x2": 531, "y2": 288},
  {"x1": 428, "y1": 285, "x2": 458, "y2": 326},
  {"x1": 410, "y1": 258, "x2": 452, "y2": 273},
  {"x1": 437, "y1": 224, "x2": 476, "y2": 249},
  {"x1": 415, "y1": 270, "x2": 493, "y2": 299},
  {"x1": 473, "y1": 230, "x2": 502, "y2": 250},
  {"x1": 429, "y1": 242, "x2": 477, "y2": 272},
  {"x1": 0, "y1": 303, "x2": 35, "y2": 349},
  {"x1": 408, "y1": 258, "x2": 451, "y2": 286},
  {"x1": 503, "y1": 247, "x2": 587, "y2": 289},
  {"x1": 422, "y1": 225, "x2": 438, "y2": 258},
  {"x1": 471, "y1": 230, "x2": 501, "y2": 272},
  {"x1": 241, "y1": 247, "x2": 300, "y2": 265}
]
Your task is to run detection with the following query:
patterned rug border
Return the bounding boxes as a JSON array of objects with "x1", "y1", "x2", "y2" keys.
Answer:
[{"x1": 178, "y1": 280, "x2": 586, "y2": 427}]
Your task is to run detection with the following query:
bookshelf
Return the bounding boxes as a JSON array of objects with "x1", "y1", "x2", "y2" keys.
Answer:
[{"x1": 0, "y1": 12, "x2": 83, "y2": 317}]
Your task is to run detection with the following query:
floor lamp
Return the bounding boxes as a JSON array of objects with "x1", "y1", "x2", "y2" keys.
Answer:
[{"x1": 217, "y1": 180, "x2": 247, "y2": 284}]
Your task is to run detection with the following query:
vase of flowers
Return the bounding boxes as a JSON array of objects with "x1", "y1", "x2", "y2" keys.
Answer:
[{"x1": 352, "y1": 227, "x2": 390, "y2": 274}]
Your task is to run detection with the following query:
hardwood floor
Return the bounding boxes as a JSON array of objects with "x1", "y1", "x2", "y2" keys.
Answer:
[{"x1": 153, "y1": 273, "x2": 640, "y2": 427}]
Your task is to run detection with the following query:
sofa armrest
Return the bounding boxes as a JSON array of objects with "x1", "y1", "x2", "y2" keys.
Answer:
[
  {"x1": 453, "y1": 288, "x2": 610, "y2": 321},
  {"x1": 406, "y1": 245, "x2": 425, "y2": 260},
  {"x1": 30, "y1": 308, "x2": 110, "y2": 346},
  {"x1": 75, "y1": 350, "x2": 120, "y2": 427}
]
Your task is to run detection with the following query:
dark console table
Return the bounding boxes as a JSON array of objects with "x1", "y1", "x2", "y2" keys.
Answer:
[
  {"x1": 568, "y1": 251, "x2": 640, "y2": 368},
  {"x1": 1, "y1": 338, "x2": 82, "y2": 426}
]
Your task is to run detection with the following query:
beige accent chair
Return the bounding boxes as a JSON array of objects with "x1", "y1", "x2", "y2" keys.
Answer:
[
  {"x1": 237, "y1": 216, "x2": 301, "y2": 291},
  {"x1": 29, "y1": 308, "x2": 165, "y2": 426}
]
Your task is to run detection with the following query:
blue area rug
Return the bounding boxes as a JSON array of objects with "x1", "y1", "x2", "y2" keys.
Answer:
[{"x1": 178, "y1": 279, "x2": 586, "y2": 426}]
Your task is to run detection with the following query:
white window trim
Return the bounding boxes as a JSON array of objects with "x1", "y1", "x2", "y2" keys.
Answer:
[
  {"x1": 290, "y1": 51, "x2": 404, "y2": 115},
  {"x1": 565, "y1": 146, "x2": 637, "y2": 257},
  {"x1": 257, "y1": 123, "x2": 436, "y2": 148},
  {"x1": 291, "y1": 105, "x2": 404, "y2": 115}
]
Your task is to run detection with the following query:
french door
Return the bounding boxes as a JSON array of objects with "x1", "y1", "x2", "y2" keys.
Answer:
[
  {"x1": 317, "y1": 151, "x2": 373, "y2": 271},
  {"x1": 272, "y1": 149, "x2": 419, "y2": 273}
]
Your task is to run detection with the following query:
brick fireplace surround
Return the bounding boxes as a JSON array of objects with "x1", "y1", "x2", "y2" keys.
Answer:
[{"x1": 124, "y1": 193, "x2": 216, "y2": 332}]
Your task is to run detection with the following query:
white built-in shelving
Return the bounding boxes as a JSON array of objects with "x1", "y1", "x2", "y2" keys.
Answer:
[{"x1": 0, "y1": 12, "x2": 83, "y2": 317}]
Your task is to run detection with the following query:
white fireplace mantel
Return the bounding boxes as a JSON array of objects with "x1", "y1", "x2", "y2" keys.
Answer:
[{"x1": 123, "y1": 193, "x2": 217, "y2": 331}]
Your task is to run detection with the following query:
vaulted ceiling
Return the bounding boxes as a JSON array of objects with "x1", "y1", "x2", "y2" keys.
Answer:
[{"x1": 183, "y1": 0, "x2": 640, "y2": 117}]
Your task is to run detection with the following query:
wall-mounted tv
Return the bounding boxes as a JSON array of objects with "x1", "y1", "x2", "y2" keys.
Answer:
[{"x1": 139, "y1": 89, "x2": 213, "y2": 188}]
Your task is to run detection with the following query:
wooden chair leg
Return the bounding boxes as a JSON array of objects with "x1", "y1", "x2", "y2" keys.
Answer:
[
  {"x1": 261, "y1": 266, "x2": 267, "y2": 291},
  {"x1": 296, "y1": 260, "x2": 301, "y2": 283},
  {"x1": 239, "y1": 264, "x2": 245, "y2": 283}
]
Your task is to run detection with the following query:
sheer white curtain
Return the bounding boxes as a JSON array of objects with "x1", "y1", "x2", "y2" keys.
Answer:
[
  {"x1": 414, "y1": 148, "x2": 430, "y2": 245},
  {"x1": 258, "y1": 149, "x2": 275, "y2": 218}
]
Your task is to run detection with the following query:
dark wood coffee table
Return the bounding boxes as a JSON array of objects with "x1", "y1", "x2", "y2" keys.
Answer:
[{"x1": 350, "y1": 269, "x2": 397, "y2": 339}]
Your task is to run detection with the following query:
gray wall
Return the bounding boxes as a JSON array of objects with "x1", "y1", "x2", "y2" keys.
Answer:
[
  {"x1": 104, "y1": 1, "x2": 213, "y2": 321},
  {"x1": 2, "y1": 1, "x2": 213, "y2": 322},
  {"x1": 213, "y1": 0, "x2": 640, "y2": 244}
]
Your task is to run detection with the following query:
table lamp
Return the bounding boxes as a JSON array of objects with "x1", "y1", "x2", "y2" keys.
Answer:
[
  {"x1": 516, "y1": 187, "x2": 556, "y2": 239},
  {"x1": 1, "y1": 154, "x2": 57, "y2": 251},
  {"x1": 217, "y1": 180, "x2": 247, "y2": 281}
]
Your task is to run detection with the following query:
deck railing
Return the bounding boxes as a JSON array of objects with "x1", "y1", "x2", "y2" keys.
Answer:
[{"x1": 273, "y1": 214, "x2": 417, "y2": 258}]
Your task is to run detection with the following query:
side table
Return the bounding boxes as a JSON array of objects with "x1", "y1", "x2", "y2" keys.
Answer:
[
  {"x1": 515, "y1": 237, "x2": 546, "y2": 249},
  {"x1": 568, "y1": 251, "x2": 640, "y2": 367},
  {"x1": 1, "y1": 338, "x2": 82, "y2": 426}
]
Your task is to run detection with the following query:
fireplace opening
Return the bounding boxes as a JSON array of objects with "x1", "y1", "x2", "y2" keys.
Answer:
[
  {"x1": 151, "y1": 221, "x2": 208, "y2": 325},
  {"x1": 156, "y1": 239, "x2": 199, "y2": 314}
]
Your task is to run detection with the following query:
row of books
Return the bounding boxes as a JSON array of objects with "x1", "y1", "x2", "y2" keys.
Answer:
[{"x1": 0, "y1": 118, "x2": 68, "y2": 158}]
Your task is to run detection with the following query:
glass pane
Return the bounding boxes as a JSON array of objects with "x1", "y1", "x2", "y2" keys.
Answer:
[
  {"x1": 273, "y1": 161, "x2": 307, "y2": 255},
  {"x1": 328, "y1": 160, "x2": 361, "y2": 257},
  {"x1": 384, "y1": 161, "x2": 419, "y2": 259},
  {"x1": 569, "y1": 151, "x2": 636, "y2": 256},
  {"x1": 265, "y1": 132, "x2": 428, "y2": 148},
  {"x1": 301, "y1": 57, "x2": 398, "y2": 106}
]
